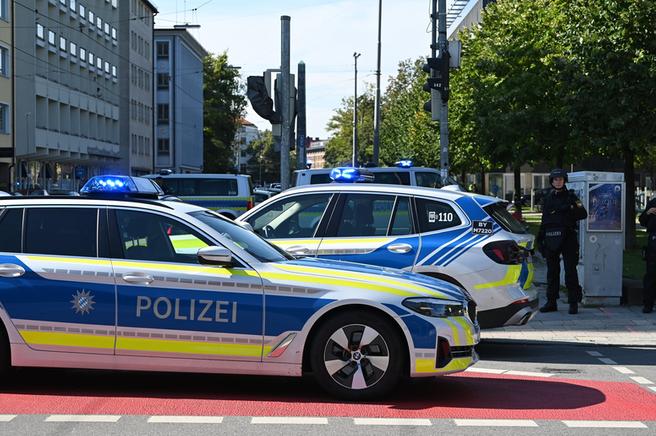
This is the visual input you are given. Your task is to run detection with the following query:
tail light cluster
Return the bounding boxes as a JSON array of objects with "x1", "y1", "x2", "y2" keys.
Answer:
[
  {"x1": 246, "y1": 198, "x2": 254, "y2": 210},
  {"x1": 483, "y1": 241, "x2": 526, "y2": 265}
]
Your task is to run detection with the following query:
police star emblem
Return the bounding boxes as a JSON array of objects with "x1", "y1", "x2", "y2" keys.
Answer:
[{"x1": 71, "y1": 290, "x2": 96, "y2": 315}]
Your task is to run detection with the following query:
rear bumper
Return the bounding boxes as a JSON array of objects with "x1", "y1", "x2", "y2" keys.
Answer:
[{"x1": 477, "y1": 295, "x2": 539, "y2": 329}]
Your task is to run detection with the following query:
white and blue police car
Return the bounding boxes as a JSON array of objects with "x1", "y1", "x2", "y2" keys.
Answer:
[
  {"x1": 0, "y1": 175, "x2": 478, "y2": 399},
  {"x1": 238, "y1": 167, "x2": 539, "y2": 329}
]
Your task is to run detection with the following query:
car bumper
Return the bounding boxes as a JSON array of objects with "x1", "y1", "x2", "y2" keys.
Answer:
[{"x1": 477, "y1": 295, "x2": 540, "y2": 329}]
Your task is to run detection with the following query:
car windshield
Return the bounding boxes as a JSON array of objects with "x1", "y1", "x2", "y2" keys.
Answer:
[{"x1": 189, "y1": 210, "x2": 293, "y2": 263}]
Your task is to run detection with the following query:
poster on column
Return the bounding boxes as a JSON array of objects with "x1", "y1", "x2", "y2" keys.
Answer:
[{"x1": 587, "y1": 183, "x2": 623, "y2": 232}]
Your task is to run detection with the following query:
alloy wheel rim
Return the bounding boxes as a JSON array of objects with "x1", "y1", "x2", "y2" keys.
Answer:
[{"x1": 323, "y1": 323, "x2": 390, "y2": 390}]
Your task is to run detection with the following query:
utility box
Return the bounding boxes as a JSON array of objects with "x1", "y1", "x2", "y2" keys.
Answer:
[{"x1": 568, "y1": 172, "x2": 625, "y2": 305}]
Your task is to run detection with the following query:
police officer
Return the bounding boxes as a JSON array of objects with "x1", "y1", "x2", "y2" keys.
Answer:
[
  {"x1": 639, "y1": 196, "x2": 656, "y2": 313},
  {"x1": 537, "y1": 169, "x2": 588, "y2": 314}
]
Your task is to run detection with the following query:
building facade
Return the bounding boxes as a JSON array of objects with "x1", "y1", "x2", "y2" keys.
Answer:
[
  {"x1": 154, "y1": 28, "x2": 207, "y2": 174},
  {"x1": 0, "y1": 0, "x2": 12, "y2": 191},
  {"x1": 14, "y1": 0, "x2": 122, "y2": 192},
  {"x1": 306, "y1": 138, "x2": 327, "y2": 169},
  {"x1": 447, "y1": 0, "x2": 497, "y2": 40},
  {"x1": 234, "y1": 118, "x2": 259, "y2": 173},
  {"x1": 119, "y1": 0, "x2": 157, "y2": 176}
]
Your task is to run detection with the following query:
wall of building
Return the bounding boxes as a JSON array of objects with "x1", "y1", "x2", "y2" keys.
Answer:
[{"x1": 0, "y1": 0, "x2": 12, "y2": 190}]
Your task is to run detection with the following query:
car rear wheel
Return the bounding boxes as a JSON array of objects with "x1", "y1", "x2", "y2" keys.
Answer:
[{"x1": 310, "y1": 311, "x2": 403, "y2": 400}]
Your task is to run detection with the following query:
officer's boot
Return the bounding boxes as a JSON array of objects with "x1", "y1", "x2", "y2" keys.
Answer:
[
  {"x1": 568, "y1": 303, "x2": 578, "y2": 315},
  {"x1": 540, "y1": 301, "x2": 558, "y2": 313}
]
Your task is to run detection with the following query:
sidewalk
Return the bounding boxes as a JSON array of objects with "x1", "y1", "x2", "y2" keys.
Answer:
[{"x1": 480, "y1": 257, "x2": 656, "y2": 347}]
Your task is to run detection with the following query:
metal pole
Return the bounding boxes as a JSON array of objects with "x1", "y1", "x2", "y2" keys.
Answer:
[
  {"x1": 296, "y1": 61, "x2": 307, "y2": 170},
  {"x1": 352, "y1": 52, "x2": 361, "y2": 167},
  {"x1": 280, "y1": 16, "x2": 291, "y2": 189},
  {"x1": 438, "y1": 0, "x2": 449, "y2": 180},
  {"x1": 372, "y1": 0, "x2": 382, "y2": 166}
]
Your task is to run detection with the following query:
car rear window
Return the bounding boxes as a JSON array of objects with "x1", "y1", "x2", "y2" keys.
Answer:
[
  {"x1": 484, "y1": 202, "x2": 527, "y2": 234},
  {"x1": 310, "y1": 174, "x2": 332, "y2": 184},
  {"x1": 373, "y1": 171, "x2": 410, "y2": 185}
]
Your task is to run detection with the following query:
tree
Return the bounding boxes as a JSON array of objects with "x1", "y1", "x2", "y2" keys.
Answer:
[
  {"x1": 245, "y1": 130, "x2": 277, "y2": 185},
  {"x1": 203, "y1": 52, "x2": 246, "y2": 173}
]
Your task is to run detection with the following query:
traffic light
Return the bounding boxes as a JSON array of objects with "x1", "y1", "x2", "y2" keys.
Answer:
[
  {"x1": 422, "y1": 51, "x2": 450, "y2": 120},
  {"x1": 246, "y1": 76, "x2": 281, "y2": 123}
]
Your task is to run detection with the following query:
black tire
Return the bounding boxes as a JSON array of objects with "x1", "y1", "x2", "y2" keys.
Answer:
[{"x1": 310, "y1": 310, "x2": 403, "y2": 400}]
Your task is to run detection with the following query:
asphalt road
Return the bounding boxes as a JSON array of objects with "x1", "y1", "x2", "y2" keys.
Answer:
[{"x1": 0, "y1": 340, "x2": 654, "y2": 435}]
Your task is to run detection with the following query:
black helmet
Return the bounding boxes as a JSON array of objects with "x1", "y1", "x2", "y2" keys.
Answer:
[{"x1": 549, "y1": 168, "x2": 568, "y2": 185}]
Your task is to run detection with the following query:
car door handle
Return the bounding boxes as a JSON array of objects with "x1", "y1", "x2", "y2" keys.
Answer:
[
  {"x1": 121, "y1": 272, "x2": 154, "y2": 285},
  {"x1": 285, "y1": 245, "x2": 311, "y2": 256},
  {"x1": 0, "y1": 264, "x2": 25, "y2": 278},
  {"x1": 387, "y1": 243, "x2": 413, "y2": 254}
]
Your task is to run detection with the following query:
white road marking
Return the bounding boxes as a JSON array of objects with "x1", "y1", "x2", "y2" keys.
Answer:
[
  {"x1": 630, "y1": 376, "x2": 654, "y2": 385},
  {"x1": 586, "y1": 351, "x2": 603, "y2": 357},
  {"x1": 454, "y1": 419, "x2": 538, "y2": 427},
  {"x1": 251, "y1": 417, "x2": 328, "y2": 425},
  {"x1": 45, "y1": 415, "x2": 121, "y2": 423},
  {"x1": 611, "y1": 366, "x2": 635, "y2": 375},
  {"x1": 649, "y1": 386, "x2": 656, "y2": 393},
  {"x1": 504, "y1": 370, "x2": 553, "y2": 378},
  {"x1": 353, "y1": 418, "x2": 432, "y2": 426},
  {"x1": 598, "y1": 358, "x2": 618, "y2": 365},
  {"x1": 465, "y1": 367, "x2": 506, "y2": 374},
  {"x1": 147, "y1": 416, "x2": 224, "y2": 424},
  {"x1": 0, "y1": 415, "x2": 16, "y2": 422},
  {"x1": 562, "y1": 420, "x2": 648, "y2": 428}
]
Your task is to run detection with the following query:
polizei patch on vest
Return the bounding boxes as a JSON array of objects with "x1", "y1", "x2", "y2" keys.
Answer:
[{"x1": 472, "y1": 220, "x2": 493, "y2": 235}]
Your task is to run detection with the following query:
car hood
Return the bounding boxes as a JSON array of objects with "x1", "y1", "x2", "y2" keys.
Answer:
[{"x1": 272, "y1": 257, "x2": 467, "y2": 302}]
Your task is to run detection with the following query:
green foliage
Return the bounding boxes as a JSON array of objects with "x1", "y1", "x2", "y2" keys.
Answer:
[
  {"x1": 203, "y1": 52, "x2": 247, "y2": 173},
  {"x1": 324, "y1": 89, "x2": 375, "y2": 166}
]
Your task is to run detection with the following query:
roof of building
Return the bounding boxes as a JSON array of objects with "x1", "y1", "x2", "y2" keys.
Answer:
[
  {"x1": 143, "y1": 0, "x2": 159, "y2": 14},
  {"x1": 240, "y1": 118, "x2": 256, "y2": 127},
  {"x1": 154, "y1": 27, "x2": 209, "y2": 58}
]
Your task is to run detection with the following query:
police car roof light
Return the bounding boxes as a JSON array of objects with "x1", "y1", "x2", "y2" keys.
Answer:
[
  {"x1": 329, "y1": 167, "x2": 374, "y2": 183},
  {"x1": 395, "y1": 160, "x2": 413, "y2": 168},
  {"x1": 80, "y1": 175, "x2": 164, "y2": 198}
]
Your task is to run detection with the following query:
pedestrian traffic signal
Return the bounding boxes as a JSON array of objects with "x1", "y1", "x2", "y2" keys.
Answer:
[{"x1": 422, "y1": 52, "x2": 450, "y2": 120}]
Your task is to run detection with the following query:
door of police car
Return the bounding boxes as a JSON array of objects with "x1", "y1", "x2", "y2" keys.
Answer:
[
  {"x1": 107, "y1": 207, "x2": 265, "y2": 363},
  {"x1": 0, "y1": 206, "x2": 117, "y2": 355},
  {"x1": 317, "y1": 193, "x2": 420, "y2": 270}
]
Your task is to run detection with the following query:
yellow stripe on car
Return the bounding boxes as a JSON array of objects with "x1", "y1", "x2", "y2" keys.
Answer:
[
  {"x1": 443, "y1": 319, "x2": 461, "y2": 344},
  {"x1": 116, "y1": 336, "x2": 269, "y2": 357},
  {"x1": 274, "y1": 264, "x2": 447, "y2": 298},
  {"x1": 416, "y1": 358, "x2": 438, "y2": 373},
  {"x1": 452, "y1": 317, "x2": 474, "y2": 344},
  {"x1": 473, "y1": 265, "x2": 522, "y2": 290},
  {"x1": 19, "y1": 330, "x2": 115, "y2": 350}
]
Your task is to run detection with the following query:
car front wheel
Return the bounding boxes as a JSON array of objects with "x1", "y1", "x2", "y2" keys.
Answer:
[{"x1": 310, "y1": 311, "x2": 404, "y2": 400}]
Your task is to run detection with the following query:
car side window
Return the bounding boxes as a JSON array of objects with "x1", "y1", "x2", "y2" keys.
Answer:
[
  {"x1": 415, "y1": 198, "x2": 462, "y2": 232},
  {"x1": 247, "y1": 193, "x2": 332, "y2": 239},
  {"x1": 114, "y1": 209, "x2": 210, "y2": 264},
  {"x1": 333, "y1": 194, "x2": 395, "y2": 237},
  {"x1": 389, "y1": 197, "x2": 413, "y2": 236},
  {"x1": 24, "y1": 207, "x2": 98, "y2": 257},
  {"x1": 374, "y1": 172, "x2": 410, "y2": 185},
  {"x1": 0, "y1": 208, "x2": 23, "y2": 253},
  {"x1": 415, "y1": 172, "x2": 442, "y2": 188}
]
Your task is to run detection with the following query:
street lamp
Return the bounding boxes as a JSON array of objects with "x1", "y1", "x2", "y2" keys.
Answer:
[
  {"x1": 373, "y1": 0, "x2": 383, "y2": 166},
  {"x1": 352, "y1": 52, "x2": 361, "y2": 168}
]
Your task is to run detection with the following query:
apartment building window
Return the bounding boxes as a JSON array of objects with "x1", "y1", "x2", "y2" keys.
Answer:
[
  {"x1": 36, "y1": 24, "x2": 45, "y2": 40},
  {"x1": 96, "y1": 17, "x2": 102, "y2": 30},
  {"x1": 157, "y1": 104, "x2": 169, "y2": 124},
  {"x1": 111, "y1": 27, "x2": 117, "y2": 40},
  {"x1": 112, "y1": 65, "x2": 117, "y2": 78},
  {"x1": 145, "y1": 72, "x2": 150, "y2": 91},
  {"x1": 69, "y1": 41, "x2": 77, "y2": 57},
  {"x1": 88, "y1": 52, "x2": 94, "y2": 66},
  {"x1": 88, "y1": 10, "x2": 94, "y2": 24},
  {"x1": 131, "y1": 65, "x2": 136, "y2": 85},
  {"x1": 157, "y1": 73, "x2": 169, "y2": 89},
  {"x1": 59, "y1": 36, "x2": 67, "y2": 52},
  {"x1": 104, "y1": 23, "x2": 110, "y2": 35},
  {"x1": 112, "y1": 0, "x2": 117, "y2": 8},
  {"x1": 157, "y1": 138, "x2": 170, "y2": 154},
  {"x1": 156, "y1": 41, "x2": 169, "y2": 59},
  {"x1": 70, "y1": 0, "x2": 76, "y2": 12},
  {"x1": 96, "y1": 56, "x2": 102, "y2": 70},
  {"x1": 131, "y1": 31, "x2": 136, "y2": 51},
  {"x1": 145, "y1": 41, "x2": 150, "y2": 60},
  {"x1": 0, "y1": 104, "x2": 8, "y2": 134},
  {"x1": 48, "y1": 31, "x2": 56, "y2": 46},
  {"x1": 79, "y1": 47, "x2": 86, "y2": 61},
  {"x1": 104, "y1": 61, "x2": 109, "y2": 74},
  {"x1": 60, "y1": 0, "x2": 66, "y2": 6},
  {"x1": 0, "y1": 0, "x2": 7, "y2": 20},
  {"x1": 0, "y1": 47, "x2": 7, "y2": 76},
  {"x1": 79, "y1": 4, "x2": 85, "y2": 19}
]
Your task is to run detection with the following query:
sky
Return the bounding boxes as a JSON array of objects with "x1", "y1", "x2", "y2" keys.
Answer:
[{"x1": 153, "y1": 0, "x2": 433, "y2": 138}]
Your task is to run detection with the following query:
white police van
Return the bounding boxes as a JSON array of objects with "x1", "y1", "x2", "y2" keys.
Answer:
[
  {"x1": 0, "y1": 175, "x2": 478, "y2": 399},
  {"x1": 144, "y1": 172, "x2": 254, "y2": 219},
  {"x1": 238, "y1": 167, "x2": 539, "y2": 329}
]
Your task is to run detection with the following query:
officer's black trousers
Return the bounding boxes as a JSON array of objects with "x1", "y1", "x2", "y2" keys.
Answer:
[
  {"x1": 545, "y1": 234, "x2": 582, "y2": 304},
  {"x1": 644, "y1": 237, "x2": 656, "y2": 307}
]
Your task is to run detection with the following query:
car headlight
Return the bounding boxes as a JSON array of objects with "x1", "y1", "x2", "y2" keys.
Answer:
[{"x1": 402, "y1": 298, "x2": 466, "y2": 318}]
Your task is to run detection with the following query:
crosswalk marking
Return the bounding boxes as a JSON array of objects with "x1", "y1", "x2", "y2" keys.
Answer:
[
  {"x1": 353, "y1": 418, "x2": 432, "y2": 426},
  {"x1": 454, "y1": 419, "x2": 538, "y2": 427},
  {"x1": 147, "y1": 416, "x2": 224, "y2": 424},
  {"x1": 611, "y1": 366, "x2": 635, "y2": 374},
  {"x1": 562, "y1": 420, "x2": 648, "y2": 428},
  {"x1": 0, "y1": 415, "x2": 16, "y2": 422},
  {"x1": 630, "y1": 376, "x2": 654, "y2": 385},
  {"x1": 251, "y1": 417, "x2": 328, "y2": 425},
  {"x1": 45, "y1": 415, "x2": 121, "y2": 423}
]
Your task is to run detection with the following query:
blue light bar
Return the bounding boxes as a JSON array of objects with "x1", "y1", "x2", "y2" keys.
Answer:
[
  {"x1": 80, "y1": 175, "x2": 164, "y2": 198},
  {"x1": 329, "y1": 167, "x2": 374, "y2": 183},
  {"x1": 395, "y1": 160, "x2": 413, "y2": 168}
]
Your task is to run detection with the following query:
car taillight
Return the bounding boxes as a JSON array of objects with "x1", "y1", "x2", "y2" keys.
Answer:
[
  {"x1": 246, "y1": 198, "x2": 254, "y2": 210},
  {"x1": 483, "y1": 241, "x2": 524, "y2": 265}
]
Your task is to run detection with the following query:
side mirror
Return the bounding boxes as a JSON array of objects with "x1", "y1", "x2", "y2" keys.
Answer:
[
  {"x1": 237, "y1": 221, "x2": 254, "y2": 232},
  {"x1": 198, "y1": 246, "x2": 233, "y2": 266}
]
